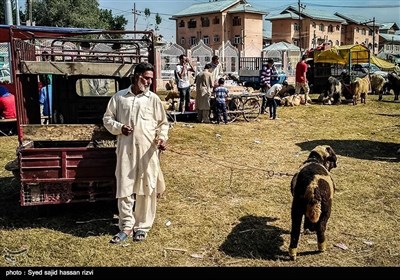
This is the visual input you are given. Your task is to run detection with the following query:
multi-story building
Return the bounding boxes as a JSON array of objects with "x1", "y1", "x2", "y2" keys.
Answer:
[
  {"x1": 170, "y1": 0, "x2": 266, "y2": 56},
  {"x1": 171, "y1": 1, "x2": 397, "y2": 60},
  {"x1": 266, "y1": 6, "x2": 344, "y2": 51},
  {"x1": 334, "y1": 13, "x2": 379, "y2": 55},
  {"x1": 378, "y1": 23, "x2": 400, "y2": 64}
]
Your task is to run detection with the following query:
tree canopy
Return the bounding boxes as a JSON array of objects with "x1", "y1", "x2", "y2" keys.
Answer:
[{"x1": 0, "y1": 0, "x2": 127, "y2": 31}]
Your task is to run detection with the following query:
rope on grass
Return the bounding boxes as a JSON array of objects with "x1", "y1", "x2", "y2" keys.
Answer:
[{"x1": 167, "y1": 148, "x2": 295, "y2": 178}]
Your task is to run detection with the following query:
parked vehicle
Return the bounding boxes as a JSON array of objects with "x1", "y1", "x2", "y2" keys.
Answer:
[
  {"x1": 0, "y1": 66, "x2": 10, "y2": 83},
  {"x1": 238, "y1": 57, "x2": 287, "y2": 90},
  {"x1": 352, "y1": 63, "x2": 389, "y2": 78},
  {"x1": 2, "y1": 25, "x2": 156, "y2": 206}
]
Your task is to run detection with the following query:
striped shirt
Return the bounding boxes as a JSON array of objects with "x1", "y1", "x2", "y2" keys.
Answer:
[{"x1": 214, "y1": 86, "x2": 229, "y2": 103}]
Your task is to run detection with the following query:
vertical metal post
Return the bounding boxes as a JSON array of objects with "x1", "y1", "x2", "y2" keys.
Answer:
[
  {"x1": 4, "y1": 0, "x2": 13, "y2": 25},
  {"x1": 15, "y1": 0, "x2": 20, "y2": 25}
]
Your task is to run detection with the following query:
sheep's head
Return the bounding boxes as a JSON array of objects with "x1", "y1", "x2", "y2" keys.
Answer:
[{"x1": 308, "y1": 145, "x2": 337, "y2": 171}]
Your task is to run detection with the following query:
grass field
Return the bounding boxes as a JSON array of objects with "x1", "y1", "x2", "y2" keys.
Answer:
[{"x1": 0, "y1": 94, "x2": 399, "y2": 269}]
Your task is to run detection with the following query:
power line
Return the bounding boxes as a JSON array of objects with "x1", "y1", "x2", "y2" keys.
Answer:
[{"x1": 302, "y1": 3, "x2": 400, "y2": 8}]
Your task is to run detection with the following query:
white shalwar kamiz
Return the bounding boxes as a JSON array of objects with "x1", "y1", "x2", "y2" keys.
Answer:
[{"x1": 103, "y1": 87, "x2": 169, "y2": 232}]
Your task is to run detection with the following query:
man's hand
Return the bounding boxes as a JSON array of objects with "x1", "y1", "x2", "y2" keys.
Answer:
[
  {"x1": 121, "y1": 125, "x2": 133, "y2": 136},
  {"x1": 156, "y1": 139, "x2": 167, "y2": 151}
]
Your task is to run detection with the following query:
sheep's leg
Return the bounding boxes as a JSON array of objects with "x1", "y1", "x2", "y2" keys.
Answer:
[
  {"x1": 316, "y1": 205, "x2": 332, "y2": 252},
  {"x1": 289, "y1": 202, "x2": 303, "y2": 260}
]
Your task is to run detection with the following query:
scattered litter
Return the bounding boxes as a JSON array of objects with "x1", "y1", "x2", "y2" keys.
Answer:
[
  {"x1": 216, "y1": 134, "x2": 222, "y2": 140},
  {"x1": 76, "y1": 218, "x2": 112, "y2": 224},
  {"x1": 307, "y1": 239, "x2": 318, "y2": 244},
  {"x1": 363, "y1": 240, "x2": 374, "y2": 246},
  {"x1": 335, "y1": 242, "x2": 348, "y2": 250},
  {"x1": 190, "y1": 253, "x2": 204, "y2": 259},
  {"x1": 182, "y1": 124, "x2": 194, "y2": 128},
  {"x1": 165, "y1": 220, "x2": 172, "y2": 227},
  {"x1": 164, "y1": 247, "x2": 187, "y2": 252},
  {"x1": 254, "y1": 140, "x2": 261, "y2": 144}
]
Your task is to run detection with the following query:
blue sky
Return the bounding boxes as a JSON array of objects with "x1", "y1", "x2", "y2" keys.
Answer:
[{"x1": 98, "y1": 0, "x2": 400, "y2": 42}]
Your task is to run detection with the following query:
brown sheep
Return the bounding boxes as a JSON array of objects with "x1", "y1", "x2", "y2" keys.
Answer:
[
  {"x1": 370, "y1": 73, "x2": 386, "y2": 101},
  {"x1": 385, "y1": 72, "x2": 400, "y2": 102},
  {"x1": 351, "y1": 75, "x2": 370, "y2": 105},
  {"x1": 289, "y1": 145, "x2": 338, "y2": 261}
]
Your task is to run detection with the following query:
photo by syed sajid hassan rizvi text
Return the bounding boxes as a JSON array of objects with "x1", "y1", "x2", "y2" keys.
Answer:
[{"x1": 5, "y1": 268, "x2": 94, "y2": 277}]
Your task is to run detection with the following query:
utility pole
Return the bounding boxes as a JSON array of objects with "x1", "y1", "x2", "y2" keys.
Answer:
[
  {"x1": 361, "y1": 17, "x2": 376, "y2": 55},
  {"x1": 15, "y1": 0, "x2": 20, "y2": 25},
  {"x1": 4, "y1": 0, "x2": 13, "y2": 25},
  {"x1": 298, "y1": 0, "x2": 306, "y2": 52},
  {"x1": 132, "y1": 3, "x2": 140, "y2": 38}
]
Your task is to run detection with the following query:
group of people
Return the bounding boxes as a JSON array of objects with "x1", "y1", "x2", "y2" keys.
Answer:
[
  {"x1": 175, "y1": 54, "x2": 227, "y2": 124},
  {"x1": 259, "y1": 55, "x2": 311, "y2": 120}
]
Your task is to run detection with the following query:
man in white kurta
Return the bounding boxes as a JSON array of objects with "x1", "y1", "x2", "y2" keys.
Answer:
[{"x1": 103, "y1": 62, "x2": 169, "y2": 243}]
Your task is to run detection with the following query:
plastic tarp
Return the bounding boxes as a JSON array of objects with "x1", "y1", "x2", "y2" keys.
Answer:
[
  {"x1": 370, "y1": 55, "x2": 396, "y2": 70},
  {"x1": 0, "y1": 25, "x2": 104, "y2": 42},
  {"x1": 334, "y1": 44, "x2": 370, "y2": 64},
  {"x1": 314, "y1": 49, "x2": 346, "y2": 64}
]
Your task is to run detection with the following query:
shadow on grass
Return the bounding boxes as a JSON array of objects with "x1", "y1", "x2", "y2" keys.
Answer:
[
  {"x1": 296, "y1": 139, "x2": 399, "y2": 162},
  {"x1": 219, "y1": 215, "x2": 290, "y2": 261},
  {"x1": 0, "y1": 177, "x2": 117, "y2": 237}
]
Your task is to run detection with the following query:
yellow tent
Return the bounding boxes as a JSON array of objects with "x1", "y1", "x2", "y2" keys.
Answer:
[
  {"x1": 371, "y1": 55, "x2": 396, "y2": 70},
  {"x1": 314, "y1": 48, "x2": 346, "y2": 64},
  {"x1": 334, "y1": 44, "x2": 370, "y2": 64}
]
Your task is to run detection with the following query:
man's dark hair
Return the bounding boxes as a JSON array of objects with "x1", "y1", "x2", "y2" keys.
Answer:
[
  {"x1": 133, "y1": 62, "x2": 154, "y2": 76},
  {"x1": 204, "y1": 63, "x2": 212, "y2": 70},
  {"x1": 179, "y1": 54, "x2": 185, "y2": 60},
  {"x1": 218, "y1": 77, "x2": 225, "y2": 85},
  {"x1": 39, "y1": 74, "x2": 51, "y2": 85},
  {"x1": 267, "y1": 58, "x2": 274, "y2": 64},
  {"x1": 302, "y1": 54, "x2": 308, "y2": 60},
  {"x1": 212, "y1": 55, "x2": 219, "y2": 61}
]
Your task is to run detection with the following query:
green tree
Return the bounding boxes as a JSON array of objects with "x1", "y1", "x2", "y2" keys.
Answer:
[
  {"x1": 143, "y1": 8, "x2": 162, "y2": 32},
  {"x1": 0, "y1": 0, "x2": 127, "y2": 31}
]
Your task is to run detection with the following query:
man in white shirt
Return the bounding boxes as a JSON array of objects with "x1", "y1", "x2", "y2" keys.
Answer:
[
  {"x1": 103, "y1": 62, "x2": 169, "y2": 244},
  {"x1": 175, "y1": 54, "x2": 195, "y2": 112}
]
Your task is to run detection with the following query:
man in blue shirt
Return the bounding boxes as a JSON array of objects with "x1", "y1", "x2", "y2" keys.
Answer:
[{"x1": 39, "y1": 75, "x2": 53, "y2": 124}]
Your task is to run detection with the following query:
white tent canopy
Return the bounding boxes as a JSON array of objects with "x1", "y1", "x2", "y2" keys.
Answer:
[{"x1": 262, "y1": 42, "x2": 302, "y2": 73}]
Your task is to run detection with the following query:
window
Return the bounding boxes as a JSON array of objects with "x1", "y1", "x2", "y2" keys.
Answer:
[
  {"x1": 319, "y1": 24, "x2": 324, "y2": 31},
  {"x1": 179, "y1": 20, "x2": 185, "y2": 28},
  {"x1": 233, "y1": 16, "x2": 241, "y2": 26},
  {"x1": 213, "y1": 16, "x2": 220, "y2": 24},
  {"x1": 362, "y1": 29, "x2": 366, "y2": 35},
  {"x1": 234, "y1": 35, "x2": 241, "y2": 45},
  {"x1": 76, "y1": 78, "x2": 117, "y2": 97},
  {"x1": 203, "y1": 36, "x2": 210, "y2": 45},
  {"x1": 180, "y1": 37, "x2": 185, "y2": 45},
  {"x1": 369, "y1": 30, "x2": 373, "y2": 36},
  {"x1": 312, "y1": 22, "x2": 316, "y2": 28},
  {"x1": 294, "y1": 23, "x2": 299, "y2": 31},
  {"x1": 356, "y1": 27, "x2": 359, "y2": 33},
  {"x1": 213, "y1": 35, "x2": 220, "y2": 42},
  {"x1": 190, "y1": 37, "x2": 197, "y2": 45},
  {"x1": 188, "y1": 19, "x2": 197, "y2": 28},
  {"x1": 201, "y1": 17, "x2": 210, "y2": 27},
  {"x1": 335, "y1": 40, "x2": 340, "y2": 46},
  {"x1": 336, "y1": 25, "x2": 340, "y2": 31},
  {"x1": 328, "y1": 25, "x2": 333, "y2": 32}
]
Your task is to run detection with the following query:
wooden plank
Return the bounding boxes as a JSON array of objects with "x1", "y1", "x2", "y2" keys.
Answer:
[{"x1": 20, "y1": 61, "x2": 136, "y2": 77}]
